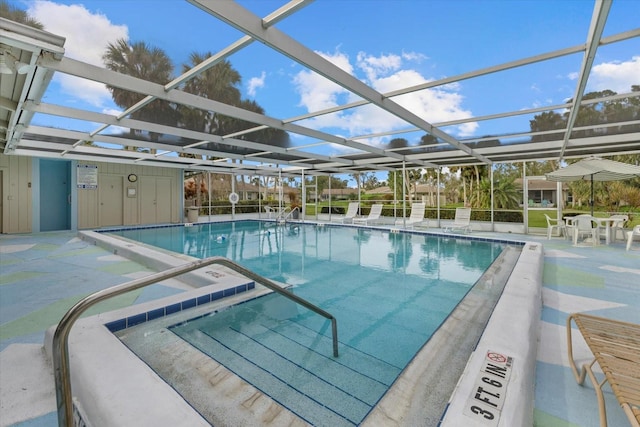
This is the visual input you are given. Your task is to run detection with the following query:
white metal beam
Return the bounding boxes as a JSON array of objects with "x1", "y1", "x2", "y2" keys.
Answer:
[
  {"x1": 559, "y1": 0, "x2": 611, "y2": 160},
  {"x1": 189, "y1": 0, "x2": 485, "y2": 165}
]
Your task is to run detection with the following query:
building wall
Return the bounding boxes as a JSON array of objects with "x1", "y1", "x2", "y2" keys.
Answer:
[
  {"x1": 0, "y1": 154, "x2": 33, "y2": 234},
  {"x1": 0, "y1": 154, "x2": 183, "y2": 233},
  {"x1": 76, "y1": 161, "x2": 182, "y2": 229}
]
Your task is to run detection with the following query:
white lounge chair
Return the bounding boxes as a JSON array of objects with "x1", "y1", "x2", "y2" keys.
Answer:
[
  {"x1": 331, "y1": 202, "x2": 359, "y2": 224},
  {"x1": 444, "y1": 207, "x2": 472, "y2": 233},
  {"x1": 395, "y1": 203, "x2": 428, "y2": 229},
  {"x1": 544, "y1": 214, "x2": 567, "y2": 240},
  {"x1": 353, "y1": 204, "x2": 383, "y2": 225},
  {"x1": 626, "y1": 225, "x2": 640, "y2": 251}
]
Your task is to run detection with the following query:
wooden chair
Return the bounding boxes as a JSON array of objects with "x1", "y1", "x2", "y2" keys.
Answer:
[{"x1": 567, "y1": 313, "x2": 640, "y2": 427}]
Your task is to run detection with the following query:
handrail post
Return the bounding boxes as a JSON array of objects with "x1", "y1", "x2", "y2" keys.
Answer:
[{"x1": 53, "y1": 256, "x2": 338, "y2": 427}]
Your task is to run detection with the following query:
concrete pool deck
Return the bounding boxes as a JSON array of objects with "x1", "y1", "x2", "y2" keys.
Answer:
[{"x1": 1, "y1": 223, "x2": 639, "y2": 426}]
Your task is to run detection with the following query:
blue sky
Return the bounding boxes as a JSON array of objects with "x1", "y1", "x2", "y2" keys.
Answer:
[{"x1": 9, "y1": 0, "x2": 640, "y2": 162}]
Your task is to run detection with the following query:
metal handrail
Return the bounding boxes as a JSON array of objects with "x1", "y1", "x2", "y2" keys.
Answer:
[
  {"x1": 280, "y1": 206, "x2": 299, "y2": 221},
  {"x1": 52, "y1": 256, "x2": 338, "y2": 427}
]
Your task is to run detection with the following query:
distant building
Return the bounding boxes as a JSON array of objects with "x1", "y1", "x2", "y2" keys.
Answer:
[
  {"x1": 320, "y1": 188, "x2": 359, "y2": 200},
  {"x1": 365, "y1": 184, "x2": 445, "y2": 206},
  {"x1": 515, "y1": 178, "x2": 571, "y2": 207}
]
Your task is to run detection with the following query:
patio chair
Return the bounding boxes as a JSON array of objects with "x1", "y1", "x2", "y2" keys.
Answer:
[
  {"x1": 544, "y1": 214, "x2": 567, "y2": 240},
  {"x1": 331, "y1": 202, "x2": 359, "y2": 224},
  {"x1": 607, "y1": 214, "x2": 628, "y2": 242},
  {"x1": 567, "y1": 214, "x2": 598, "y2": 246},
  {"x1": 353, "y1": 204, "x2": 383, "y2": 225},
  {"x1": 444, "y1": 207, "x2": 472, "y2": 233},
  {"x1": 626, "y1": 225, "x2": 640, "y2": 251},
  {"x1": 264, "y1": 205, "x2": 289, "y2": 220},
  {"x1": 395, "y1": 203, "x2": 429, "y2": 229},
  {"x1": 566, "y1": 313, "x2": 640, "y2": 427},
  {"x1": 264, "y1": 205, "x2": 276, "y2": 219}
]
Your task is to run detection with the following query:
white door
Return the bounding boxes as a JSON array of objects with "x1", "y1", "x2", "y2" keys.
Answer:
[{"x1": 99, "y1": 175, "x2": 123, "y2": 227}]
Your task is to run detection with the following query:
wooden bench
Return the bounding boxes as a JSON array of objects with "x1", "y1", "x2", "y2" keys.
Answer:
[{"x1": 567, "y1": 313, "x2": 640, "y2": 426}]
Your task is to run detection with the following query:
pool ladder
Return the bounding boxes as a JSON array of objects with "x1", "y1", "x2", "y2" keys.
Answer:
[{"x1": 52, "y1": 256, "x2": 339, "y2": 427}]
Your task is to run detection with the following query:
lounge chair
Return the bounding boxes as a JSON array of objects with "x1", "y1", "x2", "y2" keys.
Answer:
[
  {"x1": 626, "y1": 225, "x2": 640, "y2": 251},
  {"x1": 395, "y1": 203, "x2": 428, "y2": 229},
  {"x1": 353, "y1": 204, "x2": 383, "y2": 225},
  {"x1": 444, "y1": 207, "x2": 471, "y2": 233},
  {"x1": 331, "y1": 202, "x2": 359, "y2": 224},
  {"x1": 566, "y1": 313, "x2": 640, "y2": 427},
  {"x1": 544, "y1": 214, "x2": 567, "y2": 240}
]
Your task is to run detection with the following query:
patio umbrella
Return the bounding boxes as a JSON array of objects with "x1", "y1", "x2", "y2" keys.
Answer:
[{"x1": 545, "y1": 156, "x2": 640, "y2": 215}]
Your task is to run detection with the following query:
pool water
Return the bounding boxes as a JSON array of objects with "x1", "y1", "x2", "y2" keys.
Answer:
[{"x1": 110, "y1": 221, "x2": 505, "y2": 425}]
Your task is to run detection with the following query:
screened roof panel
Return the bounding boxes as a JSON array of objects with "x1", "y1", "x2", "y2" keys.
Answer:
[{"x1": 1, "y1": 0, "x2": 638, "y2": 175}]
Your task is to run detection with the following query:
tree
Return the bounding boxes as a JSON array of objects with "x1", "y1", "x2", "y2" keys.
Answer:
[
  {"x1": 349, "y1": 173, "x2": 362, "y2": 195},
  {"x1": 360, "y1": 172, "x2": 378, "y2": 190},
  {"x1": 471, "y1": 179, "x2": 520, "y2": 209},
  {"x1": 180, "y1": 53, "x2": 242, "y2": 134},
  {"x1": 103, "y1": 39, "x2": 178, "y2": 144},
  {"x1": 421, "y1": 168, "x2": 439, "y2": 206},
  {"x1": 0, "y1": 0, "x2": 44, "y2": 29},
  {"x1": 386, "y1": 169, "x2": 422, "y2": 201},
  {"x1": 306, "y1": 175, "x2": 348, "y2": 196},
  {"x1": 178, "y1": 53, "x2": 290, "y2": 202}
]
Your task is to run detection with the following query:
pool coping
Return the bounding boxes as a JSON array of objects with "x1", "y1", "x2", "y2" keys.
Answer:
[
  {"x1": 46, "y1": 223, "x2": 542, "y2": 426},
  {"x1": 439, "y1": 241, "x2": 542, "y2": 426}
]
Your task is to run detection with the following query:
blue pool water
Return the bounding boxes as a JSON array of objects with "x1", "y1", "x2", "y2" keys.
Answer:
[{"x1": 110, "y1": 221, "x2": 506, "y2": 425}]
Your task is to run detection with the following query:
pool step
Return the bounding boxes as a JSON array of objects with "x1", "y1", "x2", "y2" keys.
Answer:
[{"x1": 171, "y1": 298, "x2": 401, "y2": 426}]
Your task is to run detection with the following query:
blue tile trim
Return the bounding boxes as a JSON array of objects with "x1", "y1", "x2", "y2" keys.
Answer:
[
  {"x1": 127, "y1": 313, "x2": 147, "y2": 327},
  {"x1": 105, "y1": 281, "x2": 255, "y2": 333},
  {"x1": 105, "y1": 318, "x2": 126, "y2": 333}
]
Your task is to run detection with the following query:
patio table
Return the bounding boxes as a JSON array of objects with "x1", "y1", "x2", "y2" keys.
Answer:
[{"x1": 595, "y1": 217, "x2": 625, "y2": 245}]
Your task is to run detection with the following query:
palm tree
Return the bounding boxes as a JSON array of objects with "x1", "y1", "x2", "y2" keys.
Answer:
[
  {"x1": 471, "y1": 179, "x2": 520, "y2": 209},
  {"x1": 179, "y1": 53, "x2": 242, "y2": 134},
  {"x1": 0, "y1": 1, "x2": 44, "y2": 28},
  {"x1": 103, "y1": 39, "x2": 178, "y2": 144}
]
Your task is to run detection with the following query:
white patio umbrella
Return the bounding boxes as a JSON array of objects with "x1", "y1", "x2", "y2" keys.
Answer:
[{"x1": 545, "y1": 156, "x2": 640, "y2": 215}]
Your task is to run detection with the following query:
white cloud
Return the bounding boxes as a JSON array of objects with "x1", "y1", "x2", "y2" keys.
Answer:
[
  {"x1": 28, "y1": 1, "x2": 128, "y2": 108},
  {"x1": 247, "y1": 71, "x2": 266, "y2": 97},
  {"x1": 588, "y1": 56, "x2": 640, "y2": 94},
  {"x1": 292, "y1": 50, "x2": 478, "y2": 142},
  {"x1": 292, "y1": 51, "x2": 354, "y2": 112},
  {"x1": 401, "y1": 51, "x2": 428, "y2": 62},
  {"x1": 356, "y1": 52, "x2": 402, "y2": 82}
]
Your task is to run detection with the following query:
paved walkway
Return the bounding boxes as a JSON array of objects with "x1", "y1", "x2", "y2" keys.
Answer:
[{"x1": 0, "y1": 227, "x2": 638, "y2": 426}]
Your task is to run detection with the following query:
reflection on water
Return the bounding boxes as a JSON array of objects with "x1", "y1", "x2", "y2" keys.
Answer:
[{"x1": 110, "y1": 221, "x2": 503, "y2": 295}]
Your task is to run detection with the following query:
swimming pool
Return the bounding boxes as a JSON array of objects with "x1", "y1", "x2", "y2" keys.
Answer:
[{"x1": 106, "y1": 221, "x2": 513, "y2": 425}]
